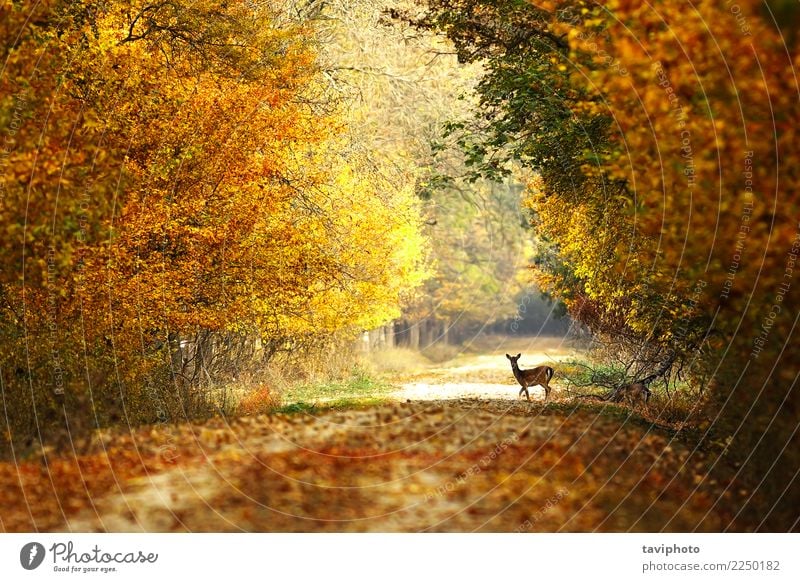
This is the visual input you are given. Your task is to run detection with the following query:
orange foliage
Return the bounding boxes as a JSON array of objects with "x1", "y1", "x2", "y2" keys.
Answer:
[
  {"x1": 423, "y1": 0, "x2": 799, "y2": 528},
  {"x1": 0, "y1": 0, "x2": 427, "y2": 447},
  {"x1": 237, "y1": 386, "x2": 278, "y2": 417}
]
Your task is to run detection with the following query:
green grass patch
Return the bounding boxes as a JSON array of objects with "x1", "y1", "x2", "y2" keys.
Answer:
[
  {"x1": 275, "y1": 370, "x2": 392, "y2": 414},
  {"x1": 272, "y1": 402, "x2": 320, "y2": 415}
]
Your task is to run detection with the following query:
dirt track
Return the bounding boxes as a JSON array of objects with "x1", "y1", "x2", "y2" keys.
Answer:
[
  {"x1": 53, "y1": 399, "x2": 729, "y2": 532},
  {"x1": 390, "y1": 342, "x2": 572, "y2": 402},
  {"x1": 0, "y1": 339, "x2": 738, "y2": 532}
]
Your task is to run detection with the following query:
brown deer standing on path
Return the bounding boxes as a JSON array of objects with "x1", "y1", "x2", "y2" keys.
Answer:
[{"x1": 506, "y1": 353, "x2": 554, "y2": 402}]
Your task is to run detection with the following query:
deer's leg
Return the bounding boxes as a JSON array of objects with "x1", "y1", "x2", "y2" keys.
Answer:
[
  {"x1": 524, "y1": 386, "x2": 530, "y2": 401},
  {"x1": 543, "y1": 382, "x2": 550, "y2": 402},
  {"x1": 519, "y1": 385, "x2": 525, "y2": 398}
]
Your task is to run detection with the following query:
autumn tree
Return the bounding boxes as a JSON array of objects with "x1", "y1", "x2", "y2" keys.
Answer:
[
  {"x1": 0, "y1": 0, "x2": 427, "y2": 448},
  {"x1": 419, "y1": 0, "x2": 800, "y2": 529},
  {"x1": 309, "y1": 0, "x2": 552, "y2": 348}
]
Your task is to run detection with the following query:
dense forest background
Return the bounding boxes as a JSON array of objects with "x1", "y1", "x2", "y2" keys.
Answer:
[{"x1": 0, "y1": 0, "x2": 565, "y2": 443}]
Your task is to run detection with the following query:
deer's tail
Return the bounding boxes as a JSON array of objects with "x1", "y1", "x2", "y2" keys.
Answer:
[{"x1": 546, "y1": 367, "x2": 554, "y2": 382}]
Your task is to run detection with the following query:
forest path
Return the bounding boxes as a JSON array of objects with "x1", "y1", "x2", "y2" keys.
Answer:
[
  {"x1": 0, "y1": 338, "x2": 734, "y2": 532},
  {"x1": 388, "y1": 336, "x2": 577, "y2": 402}
]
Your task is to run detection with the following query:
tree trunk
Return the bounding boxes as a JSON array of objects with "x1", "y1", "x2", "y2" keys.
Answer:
[
  {"x1": 393, "y1": 319, "x2": 407, "y2": 347},
  {"x1": 377, "y1": 326, "x2": 387, "y2": 350},
  {"x1": 385, "y1": 322, "x2": 395, "y2": 348},
  {"x1": 368, "y1": 328, "x2": 381, "y2": 351},
  {"x1": 358, "y1": 331, "x2": 370, "y2": 353},
  {"x1": 421, "y1": 318, "x2": 433, "y2": 348},
  {"x1": 639, "y1": 350, "x2": 677, "y2": 387},
  {"x1": 409, "y1": 320, "x2": 420, "y2": 350}
]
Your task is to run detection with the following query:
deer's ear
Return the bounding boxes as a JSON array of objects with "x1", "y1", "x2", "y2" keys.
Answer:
[
  {"x1": 516, "y1": 353, "x2": 521, "y2": 359},
  {"x1": 505, "y1": 354, "x2": 511, "y2": 360}
]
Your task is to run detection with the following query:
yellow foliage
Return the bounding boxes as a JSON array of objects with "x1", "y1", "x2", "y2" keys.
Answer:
[{"x1": 0, "y1": 0, "x2": 428, "y2": 441}]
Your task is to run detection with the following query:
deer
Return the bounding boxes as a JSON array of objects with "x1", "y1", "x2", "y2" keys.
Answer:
[
  {"x1": 610, "y1": 381, "x2": 651, "y2": 409},
  {"x1": 506, "y1": 353, "x2": 554, "y2": 402}
]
